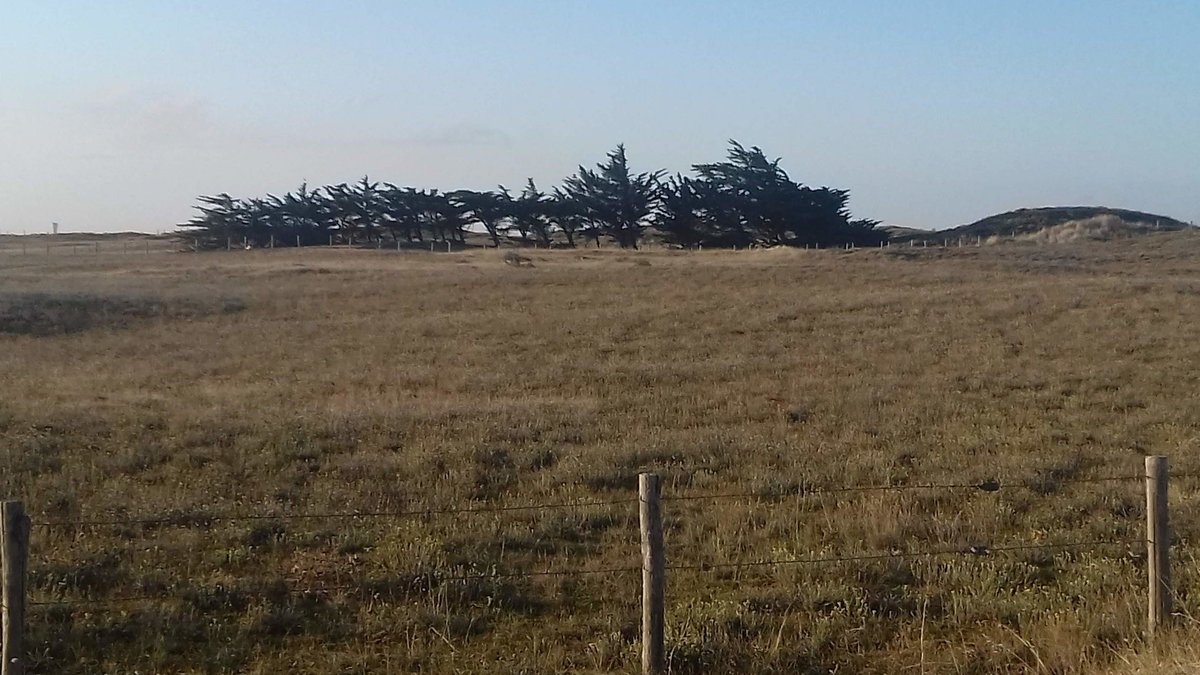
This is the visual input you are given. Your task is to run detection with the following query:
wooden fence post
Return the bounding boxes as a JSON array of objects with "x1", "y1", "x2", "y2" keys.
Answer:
[
  {"x1": 1146, "y1": 456, "x2": 1170, "y2": 639},
  {"x1": 639, "y1": 473, "x2": 664, "y2": 674},
  {"x1": 2, "y1": 500, "x2": 30, "y2": 675}
]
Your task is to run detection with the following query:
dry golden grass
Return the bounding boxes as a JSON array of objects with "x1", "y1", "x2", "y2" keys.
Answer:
[
  {"x1": 1016, "y1": 215, "x2": 1169, "y2": 245},
  {"x1": 4, "y1": 234, "x2": 1200, "y2": 673}
]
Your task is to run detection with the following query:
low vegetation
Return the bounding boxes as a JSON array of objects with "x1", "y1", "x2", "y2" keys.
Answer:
[
  {"x1": 1015, "y1": 214, "x2": 1182, "y2": 244},
  {"x1": 3, "y1": 234, "x2": 1200, "y2": 672},
  {"x1": 0, "y1": 292, "x2": 243, "y2": 335},
  {"x1": 941, "y1": 206, "x2": 1190, "y2": 241}
]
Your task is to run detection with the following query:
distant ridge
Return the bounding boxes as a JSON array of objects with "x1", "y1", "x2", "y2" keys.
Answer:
[
  {"x1": 943, "y1": 206, "x2": 1190, "y2": 240},
  {"x1": 879, "y1": 224, "x2": 932, "y2": 239}
]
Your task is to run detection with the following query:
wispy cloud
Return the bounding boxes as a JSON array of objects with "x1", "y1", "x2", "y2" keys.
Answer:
[
  {"x1": 68, "y1": 87, "x2": 514, "y2": 153},
  {"x1": 408, "y1": 123, "x2": 513, "y2": 148},
  {"x1": 76, "y1": 84, "x2": 217, "y2": 145}
]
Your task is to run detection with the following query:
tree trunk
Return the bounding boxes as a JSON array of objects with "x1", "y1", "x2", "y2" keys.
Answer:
[{"x1": 616, "y1": 228, "x2": 639, "y2": 249}]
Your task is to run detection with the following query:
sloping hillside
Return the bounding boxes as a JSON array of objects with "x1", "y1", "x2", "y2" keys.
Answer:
[
  {"x1": 944, "y1": 206, "x2": 1190, "y2": 241},
  {"x1": 879, "y1": 224, "x2": 932, "y2": 240}
]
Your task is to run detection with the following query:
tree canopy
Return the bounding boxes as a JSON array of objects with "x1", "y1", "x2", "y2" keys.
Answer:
[
  {"x1": 180, "y1": 141, "x2": 883, "y2": 249},
  {"x1": 561, "y1": 144, "x2": 663, "y2": 249},
  {"x1": 658, "y1": 142, "x2": 883, "y2": 247}
]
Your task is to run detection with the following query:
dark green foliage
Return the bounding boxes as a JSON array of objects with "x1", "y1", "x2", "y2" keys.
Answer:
[
  {"x1": 657, "y1": 175, "x2": 723, "y2": 248},
  {"x1": 561, "y1": 144, "x2": 663, "y2": 249},
  {"x1": 325, "y1": 177, "x2": 384, "y2": 244},
  {"x1": 184, "y1": 193, "x2": 243, "y2": 248},
  {"x1": 414, "y1": 189, "x2": 468, "y2": 245},
  {"x1": 268, "y1": 182, "x2": 329, "y2": 246},
  {"x1": 512, "y1": 179, "x2": 555, "y2": 247},
  {"x1": 547, "y1": 190, "x2": 589, "y2": 248},
  {"x1": 379, "y1": 184, "x2": 424, "y2": 244},
  {"x1": 450, "y1": 189, "x2": 512, "y2": 247},
  {"x1": 659, "y1": 141, "x2": 885, "y2": 247},
  {"x1": 179, "y1": 141, "x2": 881, "y2": 249}
]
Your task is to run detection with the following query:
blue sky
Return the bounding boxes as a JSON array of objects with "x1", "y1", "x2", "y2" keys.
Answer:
[{"x1": 1, "y1": 1, "x2": 1197, "y2": 232}]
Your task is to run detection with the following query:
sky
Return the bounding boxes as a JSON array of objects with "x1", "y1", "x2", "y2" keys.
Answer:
[{"x1": 1, "y1": 1, "x2": 1197, "y2": 233}]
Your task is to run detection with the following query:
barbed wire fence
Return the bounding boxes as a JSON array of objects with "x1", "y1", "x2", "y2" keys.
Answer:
[
  {"x1": 0, "y1": 238, "x2": 169, "y2": 257},
  {"x1": 0, "y1": 457, "x2": 1178, "y2": 675}
]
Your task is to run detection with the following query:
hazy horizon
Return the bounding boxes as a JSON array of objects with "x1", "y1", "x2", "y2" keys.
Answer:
[{"x1": 2, "y1": 1, "x2": 1197, "y2": 234}]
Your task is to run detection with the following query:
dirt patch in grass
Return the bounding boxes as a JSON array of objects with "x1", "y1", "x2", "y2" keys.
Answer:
[{"x1": 0, "y1": 292, "x2": 245, "y2": 336}]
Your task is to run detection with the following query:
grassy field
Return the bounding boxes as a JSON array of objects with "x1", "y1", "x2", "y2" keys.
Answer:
[{"x1": 3, "y1": 234, "x2": 1200, "y2": 673}]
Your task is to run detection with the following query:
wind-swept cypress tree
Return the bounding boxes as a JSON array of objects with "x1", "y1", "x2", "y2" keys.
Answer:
[
  {"x1": 513, "y1": 179, "x2": 555, "y2": 247},
  {"x1": 178, "y1": 140, "x2": 879, "y2": 250},
  {"x1": 451, "y1": 189, "x2": 511, "y2": 248},
  {"x1": 561, "y1": 145, "x2": 663, "y2": 249},
  {"x1": 663, "y1": 141, "x2": 883, "y2": 247},
  {"x1": 180, "y1": 193, "x2": 245, "y2": 247}
]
